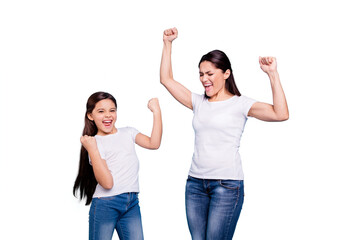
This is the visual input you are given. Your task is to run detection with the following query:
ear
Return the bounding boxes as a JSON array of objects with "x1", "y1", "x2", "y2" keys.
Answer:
[
  {"x1": 87, "y1": 113, "x2": 94, "y2": 121},
  {"x1": 224, "y1": 69, "x2": 231, "y2": 80}
]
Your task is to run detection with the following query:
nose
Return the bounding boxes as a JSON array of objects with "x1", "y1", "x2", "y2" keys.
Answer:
[{"x1": 200, "y1": 76, "x2": 207, "y2": 83}]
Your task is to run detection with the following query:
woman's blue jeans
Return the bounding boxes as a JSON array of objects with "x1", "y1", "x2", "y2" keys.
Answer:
[
  {"x1": 89, "y1": 192, "x2": 143, "y2": 240},
  {"x1": 185, "y1": 176, "x2": 244, "y2": 240}
]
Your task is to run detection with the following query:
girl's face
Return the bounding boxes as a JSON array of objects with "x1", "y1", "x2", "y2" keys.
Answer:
[
  {"x1": 87, "y1": 99, "x2": 117, "y2": 136},
  {"x1": 199, "y1": 61, "x2": 230, "y2": 98}
]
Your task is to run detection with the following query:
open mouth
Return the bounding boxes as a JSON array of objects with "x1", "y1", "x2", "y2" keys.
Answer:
[
  {"x1": 204, "y1": 83, "x2": 213, "y2": 92},
  {"x1": 103, "y1": 120, "x2": 113, "y2": 127}
]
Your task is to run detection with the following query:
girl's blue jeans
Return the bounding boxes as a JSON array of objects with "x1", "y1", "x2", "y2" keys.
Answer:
[
  {"x1": 185, "y1": 175, "x2": 244, "y2": 240},
  {"x1": 89, "y1": 192, "x2": 143, "y2": 240}
]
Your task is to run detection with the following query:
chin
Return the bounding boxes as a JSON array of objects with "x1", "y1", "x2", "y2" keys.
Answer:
[{"x1": 204, "y1": 91, "x2": 213, "y2": 98}]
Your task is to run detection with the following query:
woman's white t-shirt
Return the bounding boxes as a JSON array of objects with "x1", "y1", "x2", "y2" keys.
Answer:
[
  {"x1": 90, "y1": 127, "x2": 140, "y2": 198},
  {"x1": 190, "y1": 93, "x2": 257, "y2": 180}
]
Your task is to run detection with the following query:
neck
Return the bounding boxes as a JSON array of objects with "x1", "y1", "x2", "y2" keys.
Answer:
[{"x1": 208, "y1": 88, "x2": 234, "y2": 102}]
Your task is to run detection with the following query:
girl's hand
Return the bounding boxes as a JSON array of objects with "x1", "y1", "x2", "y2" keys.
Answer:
[
  {"x1": 163, "y1": 27, "x2": 178, "y2": 43},
  {"x1": 259, "y1": 56, "x2": 277, "y2": 74},
  {"x1": 147, "y1": 98, "x2": 160, "y2": 113},
  {"x1": 80, "y1": 135, "x2": 98, "y2": 152}
]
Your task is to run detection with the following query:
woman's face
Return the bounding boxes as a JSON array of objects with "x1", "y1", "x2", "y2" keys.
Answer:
[
  {"x1": 87, "y1": 99, "x2": 117, "y2": 136},
  {"x1": 199, "y1": 61, "x2": 230, "y2": 98}
]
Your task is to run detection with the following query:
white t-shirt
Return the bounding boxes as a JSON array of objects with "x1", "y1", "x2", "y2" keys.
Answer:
[
  {"x1": 90, "y1": 127, "x2": 140, "y2": 198},
  {"x1": 190, "y1": 93, "x2": 257, "y2": 180}
]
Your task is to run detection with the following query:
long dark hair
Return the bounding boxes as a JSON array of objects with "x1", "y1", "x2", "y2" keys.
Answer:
[
  {"x1": 73, "y1": 91, "x2": 117, "y2": 205},
  {"x1": 199, "y1": 50, "x2": 241, "y2": 98}
]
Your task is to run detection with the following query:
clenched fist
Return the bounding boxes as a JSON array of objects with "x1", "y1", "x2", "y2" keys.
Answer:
[
  {"x1": 80, "y1": 135, "x2": 98, "y2": 152},
  {"x1": 147, "y1": 98, "x2": 161, "y2": 113},
  {"x1": 163, "y1": 27, "x2": 178, "y2": 43},
  {"x1": 259, "y1": 56, "x2": 277, "y2": 74}
]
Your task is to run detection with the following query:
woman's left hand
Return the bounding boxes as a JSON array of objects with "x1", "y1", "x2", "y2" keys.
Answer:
[
  {"x1": 147, "y1": 98, "x2": 160, "y2": 113},
  {"x1": 259, "y1": 56, "x2": 277, "y2": 74}
]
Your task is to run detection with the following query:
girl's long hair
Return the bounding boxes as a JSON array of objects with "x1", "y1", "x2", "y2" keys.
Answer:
[
  {"x1": 199, "y1": 50, "x2": 241, "y2": 98},
  {"x1": 73, "y1": 91, "x2": 117, "y2": 205}
]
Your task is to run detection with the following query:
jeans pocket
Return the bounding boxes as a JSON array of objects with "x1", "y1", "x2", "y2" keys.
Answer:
[{"x1": 219, "y1": 180, "x2": 241, "y2": 190}]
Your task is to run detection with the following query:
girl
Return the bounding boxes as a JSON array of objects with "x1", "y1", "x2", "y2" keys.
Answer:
[
  {"x1": 160, "y1": 28, "x2": 289, "y2": 239},
  {"x1": 73, "y1": 91, "x2": 162, "y2": 240}
]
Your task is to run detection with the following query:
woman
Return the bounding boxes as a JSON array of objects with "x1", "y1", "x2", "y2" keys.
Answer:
[
  {"x1": 73, "y1": 92, "x2": 162, "y2": 240},
  {"x1": 160, "y1": 28, "x2": 288, "y2": 240}
]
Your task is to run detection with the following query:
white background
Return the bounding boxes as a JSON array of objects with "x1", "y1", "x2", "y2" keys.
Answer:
[{"x1": 1, "y1": 0, "x2": 359, "y2": 239}]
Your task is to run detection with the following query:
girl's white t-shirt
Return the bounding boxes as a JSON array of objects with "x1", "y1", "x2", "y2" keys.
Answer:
[
  {"x1": 190, "y1": 93, "x2": 257, "y2": 180},
  {"x1": 90, "y1": 127, "x2": 140, "y2": 198}
]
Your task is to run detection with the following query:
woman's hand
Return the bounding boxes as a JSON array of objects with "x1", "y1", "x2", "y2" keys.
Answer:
[
  {"x1": 163, "y1": 27, "x2": 178, "y2": 43},
  {"x1": 80, "y1": 135, "x2": 98, "y2": 152},
  {"x1": 259, "y1": 56, "x2": 277, "y2": 74},
  {"x1": 147, "y1": 98, "x2": 160, "y2": 113}
]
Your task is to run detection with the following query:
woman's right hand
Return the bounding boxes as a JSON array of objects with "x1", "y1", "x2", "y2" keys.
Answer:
[
  {"x1": 80, "y1": 135, "x2": 97, "y2": 152},
  {"x1": 163, "y1": 27, "x2": 178, "y2": 43}
]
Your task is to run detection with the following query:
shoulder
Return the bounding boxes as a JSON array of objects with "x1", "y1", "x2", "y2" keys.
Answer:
[
  {"x1": 123, "y1": 127, "x2": 140, "y2": 141},
  {"x1": 237, "y1": 95, "x2": 257, "y2": 105},
  {"x1": 191, "y1": 92, "x2": 206, "y2": 106},
  {"x1": 235, "y1": 95, "x2": 257, "y2": 116},
  {"x1": 192, "y1": 92, "x2": 205, "y2": 101}
]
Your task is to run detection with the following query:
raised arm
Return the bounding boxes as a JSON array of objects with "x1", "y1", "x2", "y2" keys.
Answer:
[
  {"x1": 80, "y1": 136, "x2": 113, "y2": 189},
  {"x1": 160, "y1": 27, "x2": 192, "y2": 109},
  {"x1": 248, "y1": 57, "x2": 289, "y2": 121},
  {"x1": 135, "y1": 98, "x2": 162, "y2": 150}
]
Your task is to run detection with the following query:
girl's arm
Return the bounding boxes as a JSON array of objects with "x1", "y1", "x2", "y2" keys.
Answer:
[
  {"x1": 135, "y1": 98, "x2": 163, "y2": 149},
  {"x1": 160, "y1": 27, "x2": 192, "y2": 109},
  {"x1": 248, "y1": 57, "x2": 289, "y2": 122},
  {"x1": 80, "y1": 136, "x2": 114, "y2": 189}
]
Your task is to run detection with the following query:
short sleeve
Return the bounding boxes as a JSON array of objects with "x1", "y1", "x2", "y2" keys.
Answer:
[
  {"x1": 126, "y1": 127, "x2": 140, "y2": 142},
  {"x1": 192, "y1": 92, "x2": 205, "y2": 112},
  {"x1": 239, "y1": 95, "x2": 257, "y2": 117}
]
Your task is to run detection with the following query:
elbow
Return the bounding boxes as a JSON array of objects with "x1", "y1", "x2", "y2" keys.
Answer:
[
  {"x1": 150, "y1": 141, "x2": 161, "y2": 150},
  {"x1": 277, "y1": 112, "x2": 289, "y2": 121},
  {"x1": 100, "y1": 178, "x2": 114, "y2": 190},
  {"x1": 102, "y1": 182, "x2": 113, "y2": 190},
  {"x1": 150, "y1": 144, "x2": 161, "y2": 150},
  {"x1": 160, "y1": 76, "x2": 173, "y2": 86},
  {"x1": 160, "y1": 77, "x2": 167, "y2": 86}
]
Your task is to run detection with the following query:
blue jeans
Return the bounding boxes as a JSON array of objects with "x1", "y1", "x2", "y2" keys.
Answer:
[
  {"x1": 185, "y1": 176, "x2": 244, "y2": 240},
  {"x1": 89, "y1": 192, "x2": 144, "y2": 240}
]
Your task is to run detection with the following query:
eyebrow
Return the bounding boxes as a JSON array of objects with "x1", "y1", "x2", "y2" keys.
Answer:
[{"x1": 96, "y1": 107, "x2": 116, "y2": 111}]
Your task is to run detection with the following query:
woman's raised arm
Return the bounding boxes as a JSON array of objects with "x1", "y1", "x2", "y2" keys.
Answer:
[
  {"x1": 160, "y1": 27, "x2": 192, "y2": 109},
  {"x1": 248, "y1": 57, "x2": 289, "y2": 122}
]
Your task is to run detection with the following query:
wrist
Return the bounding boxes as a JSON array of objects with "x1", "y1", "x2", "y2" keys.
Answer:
[
  {"x1": 152, "y1": 109, "x2": 161, "y2": 115},
  {"x1": 266, "y1": 70, "x2": 279, "y2": 79},
  {"x1": 163, "y1": 40, "x2": 172, "y2": 47}
]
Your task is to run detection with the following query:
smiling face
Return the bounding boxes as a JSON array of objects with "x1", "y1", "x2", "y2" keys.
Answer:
[
  {"x1": 199, "y1": 61, "x2": 231, "y2": 100},
  {"x1": 87, "y1": 99, "x2": 117, "y2": 136}
]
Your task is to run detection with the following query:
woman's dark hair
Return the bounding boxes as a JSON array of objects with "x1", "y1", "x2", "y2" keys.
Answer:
[
  {"x1": 73, "y1": 91, "x2": 117, "y2": 205},
  {"x1": 199, "y1": 50, "x2": 241, "y2": 98}
]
